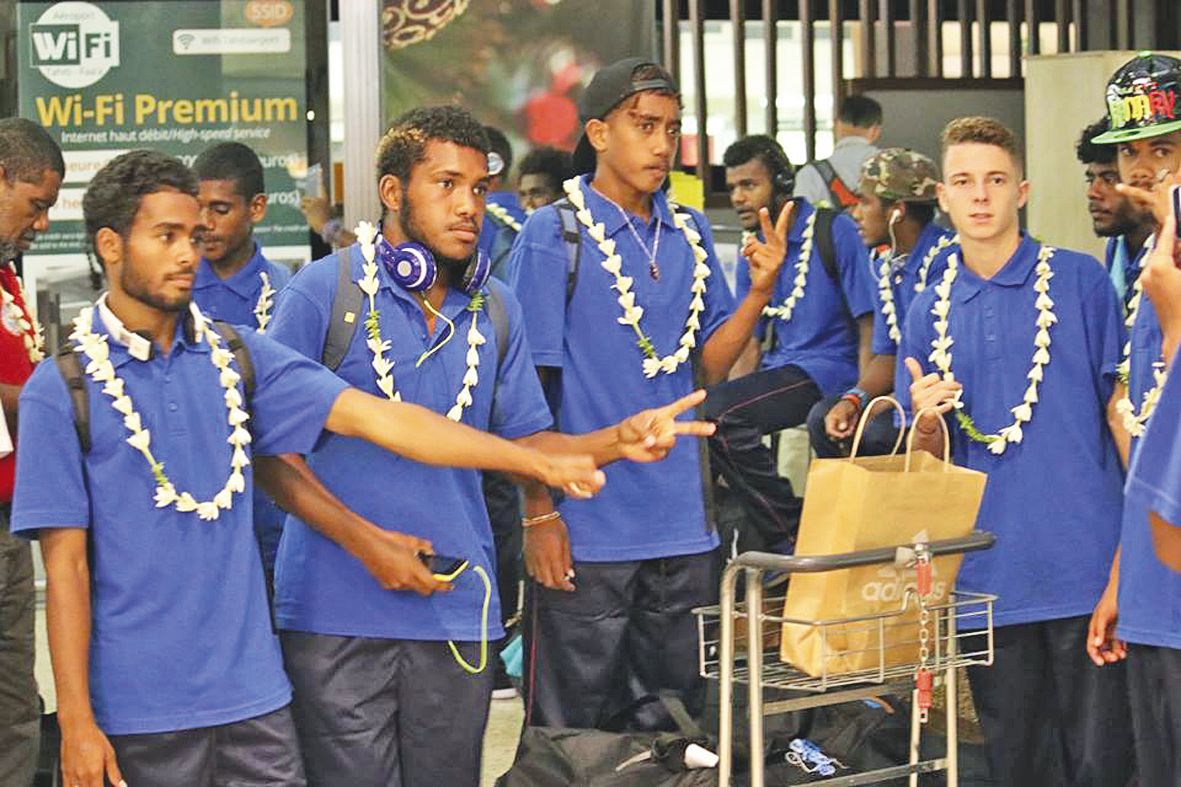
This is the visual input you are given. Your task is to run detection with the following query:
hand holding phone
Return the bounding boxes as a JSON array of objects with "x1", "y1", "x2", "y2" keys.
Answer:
[{"x1": 419, "y1": 553, "x2": 469, "y2": 582}]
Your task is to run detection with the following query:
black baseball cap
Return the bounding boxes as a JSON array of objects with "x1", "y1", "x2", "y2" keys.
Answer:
[{"x1": 571, "y1": 57, "x2": 680, "y2": 174}]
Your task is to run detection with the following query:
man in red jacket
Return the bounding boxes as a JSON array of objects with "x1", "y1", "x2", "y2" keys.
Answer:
[{"x1": 0, "y1": 117, "x2": 62, "y2": 786}]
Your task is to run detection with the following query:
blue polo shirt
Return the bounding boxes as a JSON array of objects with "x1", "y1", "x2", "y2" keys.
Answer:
[
  {"x1": 896, "y1": 234, "x2": 1125, "y2": 628},
  {"x1": 736, "y1": 200, "x2": 875, "y2": 396},
  {"x1": 193, "y1": 244, "x2": 293, "y2": 572},
  {"x1": 11, "y1": 306, "x2": 348, "y2": 735},
  {"x1": 508, "y1": 176, "x2": 733, "y2": 561},
  {"x1": 871, "y1": 222, "x2": 956, "y2": 356},
  {"x1": 267, "y1": 245, "x2": 551, "y2": 641},
  {"x1": 1127, "y1": 353, "x2": 1181, "y2": 536},
  {"x1": 480, "y1": 191, "x2": 526, "y2": 277},
  {"x1": 1115, "y1": 299, "x2": 1181, "y2": 647}
]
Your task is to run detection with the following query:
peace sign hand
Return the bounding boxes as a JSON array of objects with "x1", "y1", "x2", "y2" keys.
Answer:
[
  {"x1": 616, "y1": 389, "x2": 717, "y2": 463},
  {"x1": 743, "y1": 202, "x2": 795, "y2": 296}
]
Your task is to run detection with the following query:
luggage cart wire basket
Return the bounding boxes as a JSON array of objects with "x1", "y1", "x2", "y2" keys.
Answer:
[{"x1": 695, "y1": 531, "x2": 997, "y2": 787}]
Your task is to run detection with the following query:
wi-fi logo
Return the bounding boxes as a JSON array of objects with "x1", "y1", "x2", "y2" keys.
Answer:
[{"x1": 176, "y1": 32, "x2": 195, "y2": 51}]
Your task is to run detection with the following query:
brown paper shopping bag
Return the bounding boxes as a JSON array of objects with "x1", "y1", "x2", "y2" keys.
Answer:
[{"x1": 779, "y1": 399, "x2": 987, "y2": 678}]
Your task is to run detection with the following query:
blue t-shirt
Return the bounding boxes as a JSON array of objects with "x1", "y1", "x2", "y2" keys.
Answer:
[
  {"x1": 480, "y1": 191, "x2": 526, "y2": 278},
  {"x1": 736, "y1": 200, "x2": 875, "y2": 396},
  {"x1": 1127, "y1": 354, "x2": 1181, "y2": 531},
  {"x1": 267, "y1": 245, "x2": 551, "y2": 641},
  {"x1": 12, "y1": 309, "x2": 347, "y2": 735},
  {"x1": 1117, "y1": 299, "x2": 1181, "y2": 647},
  {"x1": 509, "y1": 176, "x2": 733, "y2": 562},
  {"x1": 193, "y1": 244, "x2": 293, "y2": 572},
  {"x1": 896, "y1": 234, "x2": 1125, "y2": 628},
  {"x1": 871, "y1": 222, "x2": 956, "y2": 356}
]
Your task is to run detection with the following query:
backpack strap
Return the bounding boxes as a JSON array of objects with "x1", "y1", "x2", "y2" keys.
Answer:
[
  {"x1": 485, "y1": 286, "x2": 510, "y2": 371},
  {"x1": 55, "y1": 346, "x2": 90, "y2": 454},
  {"x1": 813, "y1": 208, "x2": 839, "y2": 284},
  {"x1": 211, "y1": 321, "x2": 255, "y2": 408},
  {"x1": 813, "y1": 158, "x2": 841, "y2": 210},
  {"x1": 554, "y1": 199, "x2": 582, "y2": 305},
  {"x1": 323, "y1": 247, "x2": 362, "y2": 371}
]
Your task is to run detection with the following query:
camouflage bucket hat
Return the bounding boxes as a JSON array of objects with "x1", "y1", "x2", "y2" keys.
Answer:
[
  {"x1": 1093, "y1": 52, "x2": 1181, "y2": 145},
  {"x1": 860, "y1": 148, "x2": 940, "y2": 203}
]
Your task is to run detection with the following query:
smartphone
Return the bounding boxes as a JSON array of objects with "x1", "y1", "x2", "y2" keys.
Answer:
[{"x1": 420, "y1": 553, "x2": 469, "y2": 581}]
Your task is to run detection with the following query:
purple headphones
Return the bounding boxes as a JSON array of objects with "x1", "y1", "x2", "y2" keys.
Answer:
[{"x1": 376, "y1": 237, "x2": 491, "y2": 295}]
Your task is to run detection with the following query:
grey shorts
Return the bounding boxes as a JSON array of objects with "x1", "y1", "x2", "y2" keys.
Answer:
[{"x1": 108, "y1": 705, "x2": 305, "y2": 787}]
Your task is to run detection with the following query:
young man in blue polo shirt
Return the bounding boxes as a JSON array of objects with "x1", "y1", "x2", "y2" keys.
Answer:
[
  {"x1": 904, "y1": 116, "x2": 1132, "y2": 784},
  {"x1": 509, "y1": 59, "x2": 785, "y2": 730},
  {"x1": 192, "y1": 141, "x2": 293, "y2": 578},
  {"x1": 1077, "y1": 117, "x2": 1153, "y2": 308},
  {"x1": 1083, "y1": 52, "x2": 1181, "y2": 787},
  {"x1": 15, "y1": 149, "x2": 615, "y2": 787},
  {"x1": 807, "y1": 147, "x2": 953, "y2": 458},
  {"x1": 267, "y1": 105, "x2": 710, "y2": 786},
  {"x1": 708, "y1": 133, "x2": 875, "y2": 551}
]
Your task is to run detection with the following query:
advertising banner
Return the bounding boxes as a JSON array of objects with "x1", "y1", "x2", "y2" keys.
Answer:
[{"x1": 17, "y1": 0, "x2": 310, "y2": 292}]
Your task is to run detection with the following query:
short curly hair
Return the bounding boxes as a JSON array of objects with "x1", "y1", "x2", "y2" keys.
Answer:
[
  {"x1": 941, "y1": 116, "x2": 1023, "y2": 172},
  {"x1": 1077, "y1": 117, "x2": 1116, "y2": 166},
  {"x1": 83, "y1": 149, "x2": 197, "y2": 265},
  {"x1": 375, "y1": 105, "x2": 490, "y2": 188}
]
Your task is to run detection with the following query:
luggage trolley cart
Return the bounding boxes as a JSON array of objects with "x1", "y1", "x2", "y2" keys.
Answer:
[{"x1": 696, "y1": 532, "x2": 997, "y2": 787}]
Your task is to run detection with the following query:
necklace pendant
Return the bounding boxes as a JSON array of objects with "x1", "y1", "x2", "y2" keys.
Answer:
[{"x1": 649, "y1": 262, "x2": 661, "y2": 281}]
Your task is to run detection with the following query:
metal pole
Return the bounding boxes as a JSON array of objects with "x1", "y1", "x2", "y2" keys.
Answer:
[
  {"x1": 717, "y1": 564, "x2": 740, "y2": 787},
  {"x1": 689, "y1": 0, "x2": 709, "y2": 184},
  {"x1": 746, "y1": 570, "x2": 767, "y2": 787},
  {"x1": 830, "y1": 0, "x2": 845, "y2": 117},
  {"x1": 912, "y1": 0, "x2": 928, "y2": 77},
  {"x1": 957, "y1": 0, "x2": 973, "y2": 78},
  {"x1": 861, "y1": 0, "x2": 876, "y2": 78},
  {"x1": 976, "y1": 0, "x2": 992, "y2": 77},
  {"x1": 1026, "y1": 0, "x2": 1040, "y2": 55},
  {"x1": 731, "y1": 0, "x2": 748, "y2": 137},
  {"x1": 880, "y1": 0, "x2": 896, "y2": 77},
  {"x1": 803, "y1": 0, "x2": 818, "y2": 161},
  {"x1": 663, "y1": 0, "x2": 681, "y2": 84},
  {"x1": 1056, "y1": 0, "x2": 1070, "y2": 53},
  {"x1": 763, "y1": 0, "x2": 779, "y2": 137},
  {"x1": 928, "y1": 0, "x2": 943, "y2": 77},
  {"x1": 1007, "y1": 0, "x2": 1021, "y2": 77},
  {"x1": 341, "y1": 0, "x2": 382, "y2": 229}
]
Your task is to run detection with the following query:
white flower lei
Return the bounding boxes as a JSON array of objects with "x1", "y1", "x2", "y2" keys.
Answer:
[
  {"x1": 930, "y1": 245, "x2": 1058, "y2": 456},
  {"x1": 353, "y1": 222, "x2": 486, "y2": 421},
  {"x1": 760, "y1": 210, "x2": 817, "y2": 323},
  {"x1": 253, "y1": 271, "x2": 275, "y2": 333},
  {"x1": 2, "y1": 264, "x2": 44, "y2": 363},
  {"x1": 878, "y1": 233, "x2": 960, "y2": 345},
  {"x1": 1115, "y1": 234, "x2": 1164, "y2": 437},
  {"x1": 69, "y1": 302, "x2": 251, "y2": 521},
  {"x1": 561, "y1": 177, "x2": 711, "y2": 379},
  {"x1": 486, "y1": 202, "x2": 522, "y2": 233}
]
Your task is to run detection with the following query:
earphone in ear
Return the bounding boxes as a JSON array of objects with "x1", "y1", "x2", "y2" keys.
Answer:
[
  {"x1": 376, "y1": 238, "x2": 491, "y2": 296},
  {"x1": 888, "y1": 208, "x2": 902, "y2": 226}
]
